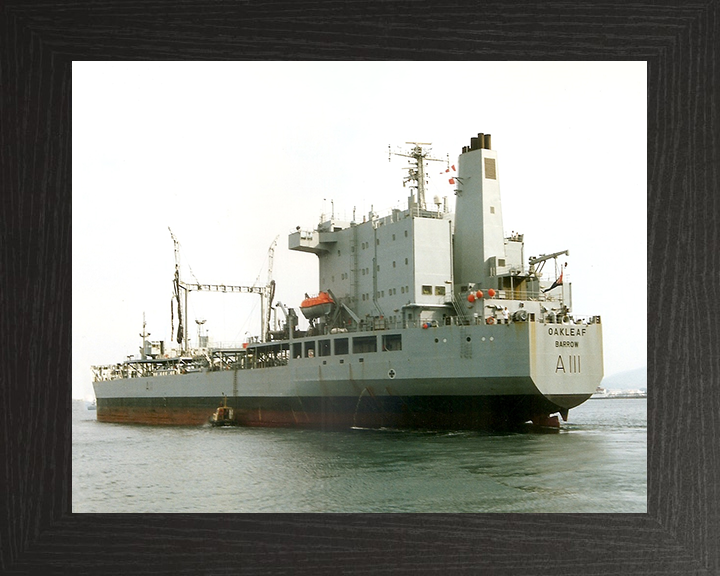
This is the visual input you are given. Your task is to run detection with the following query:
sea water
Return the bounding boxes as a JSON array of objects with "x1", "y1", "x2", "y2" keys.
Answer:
[{"x1": 72, "y1": 397, "x2": 646, "y2": 513}]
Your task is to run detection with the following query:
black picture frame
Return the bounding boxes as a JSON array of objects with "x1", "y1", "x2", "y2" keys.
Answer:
[{"x1": 2, "y1": 2, "x2": 717, "y2": 574}]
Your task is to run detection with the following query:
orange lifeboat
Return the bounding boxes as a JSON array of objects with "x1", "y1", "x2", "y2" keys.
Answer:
[{"x1": 299, "y1": 291, "x2": 335, "y2": 319}]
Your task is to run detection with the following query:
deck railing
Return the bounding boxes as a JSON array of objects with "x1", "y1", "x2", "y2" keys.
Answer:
[{"x1": 93, "y1": 313, "x2": 601, "y2": 382}]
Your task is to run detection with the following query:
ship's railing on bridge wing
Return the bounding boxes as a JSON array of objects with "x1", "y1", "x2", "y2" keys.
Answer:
[
  {"x1": 458, "y1": 289, "x2": 564, "y2": 302},
  {"x1": 371, "y1": 313, "x2": 600, "y2": 331}
]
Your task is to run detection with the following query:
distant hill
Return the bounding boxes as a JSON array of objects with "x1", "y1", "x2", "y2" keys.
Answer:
[{"x1": 600, "y1": 367, "x2": 647, "y2": 391}]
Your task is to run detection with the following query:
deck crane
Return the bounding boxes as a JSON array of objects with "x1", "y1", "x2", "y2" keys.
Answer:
[
  {"x1": 273, "y1": 301, "x2": 298, "y2": 340},
  {"x1": 527, "y1": 249, "x2": 569, "y2": 277},
  {"x1": 527, "y1": 249, "x2": 570, "y2": 304},
  {"x1": 168, "y1": 228, "x2": 278, "y2": 352}
]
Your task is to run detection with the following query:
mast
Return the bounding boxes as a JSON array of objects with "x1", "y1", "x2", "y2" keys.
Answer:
[
  {"x1": 389, "y1": 142, "x2": 446, "y2": 211},
  {"x1": 139, "y1": 312, "x2": 150, "y2": 359},
  {"x1": 169, "y1": 227, "x2": 187, "y2": 354},
  {"x1": 263, "y1": 236, "x2": 279, "y2": 342}
]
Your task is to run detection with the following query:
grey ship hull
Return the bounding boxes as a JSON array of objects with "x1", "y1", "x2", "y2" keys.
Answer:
[{"x1": 94, "y1": 321, "x2": 602, "y2": 429}]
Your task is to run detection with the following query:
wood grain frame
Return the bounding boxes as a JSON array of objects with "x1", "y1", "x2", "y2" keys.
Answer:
[{"x1": 1, "y1": 2, "x2": 717, "y2": 574}]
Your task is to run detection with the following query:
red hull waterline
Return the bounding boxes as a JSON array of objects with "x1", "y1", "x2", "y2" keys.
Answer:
[{"x1": 96, "y1": 394, "x2": 584, "y2": 429}]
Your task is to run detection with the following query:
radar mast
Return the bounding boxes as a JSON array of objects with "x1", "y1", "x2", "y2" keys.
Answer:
[{"x1": 389, "y1": 142, "x2": 447, "y2": 210}]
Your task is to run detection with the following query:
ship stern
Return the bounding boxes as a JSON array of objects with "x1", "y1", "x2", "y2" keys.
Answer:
[{"x1": 528, "y1": 319, "x2": 604, "y2": 411}]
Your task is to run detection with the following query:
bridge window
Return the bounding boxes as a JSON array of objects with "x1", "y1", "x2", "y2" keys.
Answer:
[
  {"x1": 318, "y1": 339, "x2": 331, "y2": 357},
  {"x1": 382, "y1": 334, "x2": 402, "y2": 352},
  {"x1": 304, "y1": 341, "x2": 316, "y2": 358},
  {"x1": 353, "y1": 336, "x2": 377, "y2": 354},
  {"x1": 334, "y1": 338, "x2": 349, "y2": 355}
]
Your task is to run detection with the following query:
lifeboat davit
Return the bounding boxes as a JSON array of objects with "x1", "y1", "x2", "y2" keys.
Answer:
[{"x1": 299, "y1": 291, "x2": 335, "y2": 319}]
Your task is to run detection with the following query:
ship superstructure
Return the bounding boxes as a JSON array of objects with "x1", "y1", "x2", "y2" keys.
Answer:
[
  {"x1": 289, "y1": 142, "x2": 455, "y2": 333},
  {"x1": 92, "y1": 133, "x2": 603, "y2": 429}
]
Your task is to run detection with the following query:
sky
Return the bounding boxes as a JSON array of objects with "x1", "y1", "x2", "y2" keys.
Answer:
[{"x1": 72, "y1": 61, "x2": 647, "y2": 399}]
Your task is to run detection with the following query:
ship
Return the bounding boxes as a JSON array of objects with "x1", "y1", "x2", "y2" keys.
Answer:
[{"x1": 92, "y1": 133, "x2": 604, "y2": 430}]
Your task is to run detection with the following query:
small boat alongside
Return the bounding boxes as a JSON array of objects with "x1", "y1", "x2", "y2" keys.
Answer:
[{"x1": 210, "y1": 396, "x2": 235, "y2": 427}]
